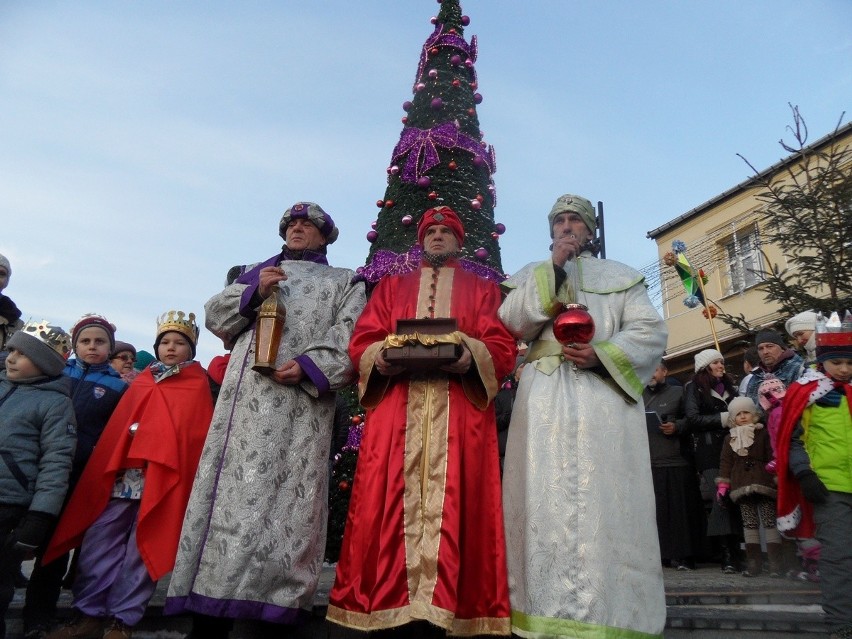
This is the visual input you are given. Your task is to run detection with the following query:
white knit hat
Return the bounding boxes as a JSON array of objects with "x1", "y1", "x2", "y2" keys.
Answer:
[
  {"x1": 785, "y1": 311, "x2": 817, "y2": 337},
  {"x1": 727, "y1": 396, "x2": 758, "y2": 426},
  {"x1": 694, "y1": 348, "x2": 724, "y2": 373}
]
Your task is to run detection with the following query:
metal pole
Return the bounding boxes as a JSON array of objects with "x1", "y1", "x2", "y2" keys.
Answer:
[{"x1": 596, "y1": 201, "x2": 606, "y2": 259}]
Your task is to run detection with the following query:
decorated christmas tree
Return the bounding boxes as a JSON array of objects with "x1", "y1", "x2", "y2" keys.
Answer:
[
  {"x1": 357, "y1": 0, "x2": 505, "y2": 285},
  {"x1": 326, "y1": 0, "x2": 503, "y2": 561}
]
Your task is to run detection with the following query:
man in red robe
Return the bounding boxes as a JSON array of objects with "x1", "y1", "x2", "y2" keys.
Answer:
[{"x1": 327, "y1": 208, "x2": 517, "y2": 637}]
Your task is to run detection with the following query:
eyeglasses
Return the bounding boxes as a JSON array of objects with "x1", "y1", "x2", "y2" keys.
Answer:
[{"x1": 113, "y1": 353, "x2": 136, "y2": 363}]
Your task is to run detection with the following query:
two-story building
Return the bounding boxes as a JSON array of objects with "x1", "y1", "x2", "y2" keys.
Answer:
[{"x1": 647, "y1": 121, "x2": 852, "y2": 382}]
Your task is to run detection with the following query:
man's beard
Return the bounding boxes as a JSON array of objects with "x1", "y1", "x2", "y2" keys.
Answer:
[{"x1": 423, "y1": 250, "x2": 461, "y2": 267}]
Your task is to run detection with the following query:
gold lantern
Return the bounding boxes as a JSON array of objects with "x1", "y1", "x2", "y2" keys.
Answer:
[{"x1": 252, "y1": 292, "x2": 286, "y2": 374}]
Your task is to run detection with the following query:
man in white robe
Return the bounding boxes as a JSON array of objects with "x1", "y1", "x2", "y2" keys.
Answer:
[{"x1": 498, "y1": 194, "x2": 668, "y2": 639}]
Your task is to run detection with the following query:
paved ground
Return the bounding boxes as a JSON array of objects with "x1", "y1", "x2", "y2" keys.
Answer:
[{"x1": 6, "y1": 561, "x2": 825, "y2": 638}]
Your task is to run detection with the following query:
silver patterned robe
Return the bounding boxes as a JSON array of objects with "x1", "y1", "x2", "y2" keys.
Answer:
[
  {"x1": 498, "y1": 254, "x2": 667, "y2": 639},
  {"x1": 165, "y1": 256, "x2": 365, "y2": 623}
]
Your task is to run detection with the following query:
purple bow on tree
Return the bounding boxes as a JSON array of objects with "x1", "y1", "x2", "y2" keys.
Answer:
[{"x1": 391, "y1": 122, "x2": 495, "y2": 183}]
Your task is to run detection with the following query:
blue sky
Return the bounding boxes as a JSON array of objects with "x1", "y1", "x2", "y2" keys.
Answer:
[{"x1": 1, "y1": 1, "x2": 850, "y2": 364}]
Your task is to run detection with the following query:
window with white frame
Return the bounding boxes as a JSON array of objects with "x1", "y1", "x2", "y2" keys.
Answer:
[{"x1": 722, "y1": 226, "x2": 763, "y2": 295}]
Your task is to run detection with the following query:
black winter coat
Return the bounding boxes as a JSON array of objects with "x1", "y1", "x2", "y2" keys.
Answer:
[{"x1": 684, "y1": 380, "x2": 734, "y2": 473}]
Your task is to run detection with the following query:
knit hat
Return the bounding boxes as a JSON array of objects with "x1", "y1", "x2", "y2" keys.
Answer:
[
  {"x1": 785, "y1": 311, "x2": 817, "y2": 337},
  {"x1": 694, "y1": 348, "x2": 724, "y2": 373},
  {"x1": 754, "y1": 329, "x2": 787, "y2": 349},
  {"x1": 727, "y1": 396, "x2": 758, "y2": 426},
  {"x1": 278, "y1": 202, "x2": 338, "y2": 245},
  {"x1": 417, "y1": 206, "x2": 466, "y2": 247},
  {"x1": 756, "y1": 375, "x2": 786, "y2": 411},
  {"x1": 71, "y1": 314, "x2": 116, "y2": 352},
  {"x1": 7, "y1": 320, "x2": 71, "y2": 377},
  {"x1": 154, "y1": 310, "x2": 200, "y2": 359},
  {"x1": 0, "y1": 253, "x2": 10, "y2": 278},
  {"x1": 548, "y1": 194, "x2": 597, "y2": 237},
  {"x1": 110, "y1": 340, "x2": 136, "y2": 359},
  {"x1": 134, "y1": 350, "x2": 156, "y2": 371}
]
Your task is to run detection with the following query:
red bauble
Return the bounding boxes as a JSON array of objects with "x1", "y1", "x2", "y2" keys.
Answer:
[
  {"x1": 376, "y1": 200, "x2": 384, "y2": 208},
  {"x1": 430, "y1": 47, "x2": 439, "y2": 56},
  {"x1": 452, "y1": 79, "x2": 460, "y2": 87},
  {"x1": 448, "y1": 160, "x2": 457, "y2": 170},
  {"x1": 338, "y1": 480, "x2": 350, "y2": 491},
  {"x1": 428, "y1": 191, "x2": 438, "y2": 200},
  {"x1": 351, "y1": 414, "x2": 362, "y2": 425},
  {"x1": 552, "y1": 304, "x2": 595, "y2": 345},
  {"x1": 385, "y1": 199, "x2": 395, "y2": 208}
]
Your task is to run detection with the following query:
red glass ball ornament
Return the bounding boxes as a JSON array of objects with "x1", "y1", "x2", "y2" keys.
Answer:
[
  {"x1": 351, "y1": 414, "x2": 362, "y2": 425},
  {"x1": 448, "y1": 160, "x2": 457, "y2": 170},
  {"x1": 376, "y1": 200, "x2": 384, "y2": 208},
  {"x1": 475, "y1": 193, "x2": 484, "y2": 202},
  {"x1": 430, "y1": 47, "x2": 439, "y2": 56},
  {"x1": 401, "y1": 116, "x2": 408, "y2": 124},
  {"x1": 467, "y1": 108, "x2": 475, "y2": 116},
  {"x1": 385, "y1": 199, "x2": 395, "y2": 208},
  {"x1": 448, "y1": 28, "x2": 456, "y2": 34},
  {"x1": 491, "y1": 232, "x2": 499, "y2": 240},
  {"x1": 552, "y1": 304, "x2": 595, "y2": 345},
  {"x1": 428, "y1": 191, "x2": 438, "y2": 200},
  {"x1": 339, "y1": 480, "x2": 350, "y2": 491},
  {"x1": 452, "y1": 79, "x2": 460, "y2": 88}
]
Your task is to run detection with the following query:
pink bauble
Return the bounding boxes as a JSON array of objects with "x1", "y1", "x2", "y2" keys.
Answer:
[
  {"x1": 371, "y1": 220, "x2": 377, "y2": 229},
  {"x1": 552, "y1": 304, "x2": 595, "y2": 345},
  {"x1": 415, "y1": 83, "x2": 426, "y2": 92},
  {"x1": 470, "y1": 199, "x2": 481, "y2": 210},
  {"x1": 474, "y1": 247, "x2": 488, "y2": 260},
  {"x1": 430, "y1": 16, "x2": 437, "y2": 24},
  {"x1": 401, "y1": 215, "x2": 413, "y2": 226},
  {"x1": 366, "y1": 230, "x2": 378, "y2": 242},
  {"x1": 390, "y1": 165, "x2": 400, "y2": 175},
  {"x1": 428, "y1": 69, "x2": 438, "y2": 79},
  {"x1": 465, "y1": 59, "x2": 473, "y2": 68},
  {"x1": 472, "y1": 156, "x2": 484, "y2": 167}
]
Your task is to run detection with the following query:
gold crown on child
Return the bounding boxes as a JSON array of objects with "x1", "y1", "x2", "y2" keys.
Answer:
[
  {"x1": 156, "y1": 310, "x2": 199, "y2": 345},
  {"x1": 21, "y1": 320, "x2": 72, "y2": 357}
]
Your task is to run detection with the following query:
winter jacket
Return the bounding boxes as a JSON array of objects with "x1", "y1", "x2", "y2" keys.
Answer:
[
  {"x1": 63, "y1": 358, "x2": 127, "y2": 480},
  {"x1": 684, "y1": 380, "x2": 734, "y2": 473},
  {"x1": 718, "y1": 426, "x2": 776, "y2": 502},
  {"x1": 744, "y1": 349, "x2": 804, "y2": 407},
  {"x1": 0, "y1": 370, "x2": 77, "y2": 515},
  {"x1": 643, "y1": 382, "x2": 691, "y2": 468}
]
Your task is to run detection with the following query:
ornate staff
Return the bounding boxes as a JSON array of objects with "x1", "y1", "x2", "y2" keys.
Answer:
[{"x1": 664, "y1": 240, "x2": 721, "y2": 352}]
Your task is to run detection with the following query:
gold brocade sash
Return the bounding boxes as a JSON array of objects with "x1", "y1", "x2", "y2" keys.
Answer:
[{"x1": 382, "y1": 332, "x2": 464, "y2": 349}]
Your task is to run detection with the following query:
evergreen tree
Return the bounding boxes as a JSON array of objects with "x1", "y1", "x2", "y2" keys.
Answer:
[
  {"x1": 358, "y1": 0, "x2": 505, "y2": 285},
  {"x1": 716, "y1": 106, "x2": 852, "y2": 334}
]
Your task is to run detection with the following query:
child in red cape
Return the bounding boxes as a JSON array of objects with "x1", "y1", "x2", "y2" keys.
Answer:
[
  {"x1": 775, "y1": 314, "x2": 852, "y2": 639},
  {"x1": 43, "y1": 311, "x2": 214, "y2": 639}
]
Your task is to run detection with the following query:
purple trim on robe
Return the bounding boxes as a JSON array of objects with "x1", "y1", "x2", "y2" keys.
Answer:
[
  {"x1": 163, "y1": 592, "x2": 307, "y2": 625},
  {"x1": 294, "y1": 354, "x2": 330, "y2": 396}
]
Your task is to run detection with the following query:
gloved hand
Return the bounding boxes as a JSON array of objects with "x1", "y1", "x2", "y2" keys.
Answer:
[
  {"x1": 715, "y1": 482, "x2": 730, "y2": 503},
  {"x1": 12, "y1": 510, "x2": 57, "y2": 554},
  {"x1": 797, "y1": 470, "x2": 829, "y2": 504}
]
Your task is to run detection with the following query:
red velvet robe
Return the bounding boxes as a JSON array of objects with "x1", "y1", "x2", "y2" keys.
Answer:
[
  {"x1": 327, "y1": 260, "x2": 517, "y2": 636},
  {"x1": 44, "y1": 363, "x2": 214, "y2": 581}
]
